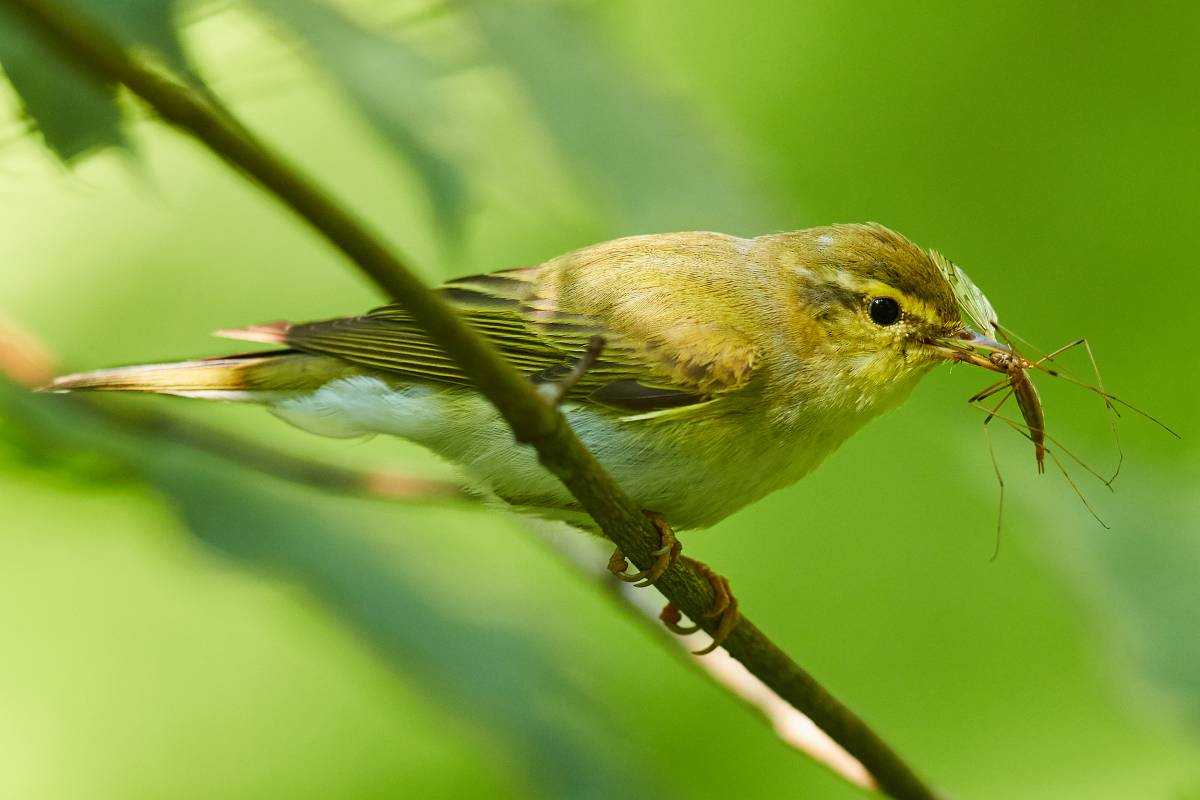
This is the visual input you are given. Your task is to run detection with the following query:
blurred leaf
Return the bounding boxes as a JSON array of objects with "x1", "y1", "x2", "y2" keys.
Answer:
[
  {"x1": 470, "y1": 1, "x2": 783, "y2": 233},
  {"x1": 152, "y1": 464, "x2": 639, "y2": 799},
  {"x1": 0, "y1": 0, "x2": 196, "y2": 163},
  {"x1": 63, "y1": 0, "x2": 190, "y2": 73},
  {"x1": 0, "y1": 385, "x2": 134, "y2": 484},
  {"x1": 254, "y1": 0, "x2": 468, "y2": 247},
  {"x1": 0, "y1": 4, "x2": 126, "y2": 162},
  {"x1": 1, "y1": 379, "x2": 652, "y2": 799},
  {"x1": 1087, "y1": 489, "x2": 1200, "y2": 726}
]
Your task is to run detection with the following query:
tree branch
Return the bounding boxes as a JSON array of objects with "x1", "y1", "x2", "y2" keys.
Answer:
[
  {"x1": 1, "y1": 2, "x2": 942, "y2": 797},
  {"x1": 0, "y1": 315, "x2": 869, "y2": 790}
]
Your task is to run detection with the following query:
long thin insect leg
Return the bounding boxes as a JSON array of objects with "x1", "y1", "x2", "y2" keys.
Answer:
[
  {"x1": 1029, "y1": 337, "x2": 1086, "y2": 367},
  {"x1": 969, "y1": 377, "x2": 1012, "y2": 404},
  {"x1": 969, "y1": 402, "x2": 1115, "y2": 489},
  {"x1": 1075, "y1": 339, "x2": 1122, "y2": 482},
  {"x1": 984, "y1": 386, "x2": 1015, "y2": 425},
  {"x1": 998, "y1": 326, "x2": 1179, "y2": 439},
  {"x1": 982, "y1": 390, "x2": 1013, "y2": 562},
  {"x1": 994, "y1": 324, "x2": 1063, "y2": 361},
  {"x1": 1077, "y1": 339, "x2": 1115, "y2": 412},
  {"x1": 1031, "y1": 368, "x2": 1179, "y2": 437},
  {"x1": 1046, "y1": 448, "x2": 1110, "y2": 530},
  {"x1": 993, "y1": 416, "x2": 1111, "y2": 530}
]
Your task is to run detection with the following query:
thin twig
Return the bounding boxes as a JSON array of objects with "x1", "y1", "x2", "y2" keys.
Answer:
[
  {"x1": 538, "y1": 335, "x2": 605, "y2": 406},
  {"x1": 0, "y1": 314, "x2": 469, "y2": 502},
  {"x1": 1, "y1": 3, "x2": 942, "y2": 797},
  {"x1": 105, "y1": 402, "x2": 472, "y2": 502}
]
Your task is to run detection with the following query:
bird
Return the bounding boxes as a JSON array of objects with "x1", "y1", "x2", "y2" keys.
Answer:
[{"x1": 49, "y1": 222, "x2": 1006, "y2": 651}]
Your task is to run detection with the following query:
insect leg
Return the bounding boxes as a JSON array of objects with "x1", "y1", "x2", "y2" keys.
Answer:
[
  {"x1": 968, "y1": 377, "x2": 1013, "y2": 404},
  {"x1": 991, "y1": 414, "x2": 1111, "y2": 530},
  {"x1": 1005, "y1": 331, "x2": 1179, "y2": 439},
  {"x1": 981, "y1": 389, "x2": 1014, "y2": 561},
  {"x1": 1046, "y1": 448, "x2": 1110, "y2": 530},
  {"x1": 969, "y1": 402, "x2": 1115, "y2": 489}
]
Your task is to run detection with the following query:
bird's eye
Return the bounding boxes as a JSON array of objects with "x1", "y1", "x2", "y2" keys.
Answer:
[{"x1": 868, "y1": 297, "x2": 902, "y2": 326}]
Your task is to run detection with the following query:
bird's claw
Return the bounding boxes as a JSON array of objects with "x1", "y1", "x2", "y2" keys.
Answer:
[
  {"x1": 659, "y1": 558, "x2": 739, "y2": 655},
  {"x1": 604, "y1": 512, "x2": 738, "y2": 653},
  {"x1": 606, "y1": 510, "x2": 681, "y2": 586}
]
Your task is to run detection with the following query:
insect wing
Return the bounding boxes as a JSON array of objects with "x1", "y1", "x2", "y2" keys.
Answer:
[{"x1": 931, "y1": 250, "x2": 999, "y2": 333}]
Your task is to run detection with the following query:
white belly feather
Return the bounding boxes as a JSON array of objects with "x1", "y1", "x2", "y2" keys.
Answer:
[{"x1": 269, "y1": 376, "x2": 870, "y2": 530}]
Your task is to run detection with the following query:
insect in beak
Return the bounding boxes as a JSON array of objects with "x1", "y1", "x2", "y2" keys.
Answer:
[
  {"x1": 928, "y1": 326, "x2": 1048, "y2": 467},
  {"x1": 925, "y1": 328, "x2": 1009, "y2": 373}
]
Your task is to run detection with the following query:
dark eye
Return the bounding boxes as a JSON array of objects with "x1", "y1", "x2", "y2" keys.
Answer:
[{"x1": 868, "y1": 297, "x2": 902, "y2": 326}]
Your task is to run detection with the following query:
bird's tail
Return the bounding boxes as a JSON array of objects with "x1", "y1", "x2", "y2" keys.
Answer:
[{"x1": 46, "y1": 351, "x2": 348, "y2": 401}]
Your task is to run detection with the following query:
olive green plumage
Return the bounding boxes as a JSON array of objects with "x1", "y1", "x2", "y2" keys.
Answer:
[{"x1": 50, "y1": 223, "x2": 996, "y2": 529}]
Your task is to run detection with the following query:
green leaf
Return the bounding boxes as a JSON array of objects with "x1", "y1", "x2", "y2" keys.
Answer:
[
  {"x1": 254, "y1": 0, "x2": 469, "y2": 247},
  {"x1": 0, "y1": 382, "x2": 134, "y2": 484},
  {"x1": 0, "y1": 0, "x2": 194, "y2": 163},
  {"x1": 0, "y1": 5, "x2": 126, "y2": 162},
  {"x1": 63, "y1": 0, "x2": 190, "y2": 74}
]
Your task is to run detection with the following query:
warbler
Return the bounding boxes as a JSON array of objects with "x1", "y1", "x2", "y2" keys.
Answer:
[{"x1": 51, "y1": 223, "x2": 1006, "y2": 645}]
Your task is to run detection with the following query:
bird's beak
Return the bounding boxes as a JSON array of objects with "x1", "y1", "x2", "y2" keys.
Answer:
[{"x1": 925, "y1": 327, "x2": 1009, "y2": 373}]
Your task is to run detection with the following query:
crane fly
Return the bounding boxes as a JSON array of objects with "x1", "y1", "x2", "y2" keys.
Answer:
[
  {"x1": 940, "y1": 326, "x2": 1062, "y2": 476},
  {"x1": 979, "y1": 345, "x2": 1046, "y2": 473},
  {"x1": 965, "y1": 326, "x2": 1101, "y2": 475},
  {"x1": 940, "y1": 323, "x2": 1179, "y2": 558},
  {"x1": 929, "y1": 255, "x2": 1179, "y2": 555}
]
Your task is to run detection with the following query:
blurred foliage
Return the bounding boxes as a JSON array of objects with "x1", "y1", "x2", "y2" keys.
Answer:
[
  {"x1": 0, "y1": 4, "x2": 125, "y2": 160},
  {"x1": 469, "y1": 1, "x2": 784, "y2": 233},
  {"x1": 254, "y1": 0, "x2": 469, "y2": 248},
  {"x1": 1, "y1": 383, "x2": 644, "y2": 798},
  {"x1": 0, "y1": 0, "x2": 198, "y2": 160},
  {"x1": 0, "y1": 0, "x2": 1197, "y2": 798}
]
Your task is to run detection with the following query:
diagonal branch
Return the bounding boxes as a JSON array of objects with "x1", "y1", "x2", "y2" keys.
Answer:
[
  {"x1": 1, "y1": 2, "x2": 942, "y2": 797},
  {"x1": 0, "y1": 312, "x2": 872, "y2": 790}
]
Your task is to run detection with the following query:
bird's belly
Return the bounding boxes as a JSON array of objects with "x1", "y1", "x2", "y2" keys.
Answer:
[
  {"x1": 565, "y1": 409, "x2": 828, "y2": 529},
  {"x1": 269, "y1": 377, "x2": 832, "y2": 530}
]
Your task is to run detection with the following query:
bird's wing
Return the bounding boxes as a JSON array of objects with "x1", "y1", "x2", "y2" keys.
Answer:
[{"x1": 232, "y1": 265, "x2": 758, "y2": 416}]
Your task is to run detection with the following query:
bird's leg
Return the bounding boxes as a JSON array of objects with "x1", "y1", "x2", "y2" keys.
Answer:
[
  {"x1": 659, "y1": 557, "x2": 740, "y2": 655},
  {"x1": 540, "y1": 333, "x2": 687, "y2": 584},
  {"x1": 543, "y1": 336, "x2": 736, "y2": 650},
  {"x1": 607, "y1": 510, "x2": 682, "y2": 587}
]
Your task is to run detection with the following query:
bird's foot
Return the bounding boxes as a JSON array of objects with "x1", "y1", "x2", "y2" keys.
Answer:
[
  {"x1": 659, "y1": 557, "x2": 739, "y2": 655},
  {"x1": 606, "y1": 510, "x2": 681, "y2": 587}
]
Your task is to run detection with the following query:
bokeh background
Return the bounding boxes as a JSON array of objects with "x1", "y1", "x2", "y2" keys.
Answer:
[{"x1": 1, "y1": 1, "x2": 1198, "y2": 798}]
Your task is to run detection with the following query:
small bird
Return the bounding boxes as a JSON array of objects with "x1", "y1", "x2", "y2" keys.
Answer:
[{"x1": 50, "y1": 223, "x2": 1006, "y2": 649}]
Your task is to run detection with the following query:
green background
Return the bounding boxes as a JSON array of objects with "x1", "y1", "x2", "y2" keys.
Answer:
[{"x1": 1, "y1": 1, "x2": 1197, "y2": 798}]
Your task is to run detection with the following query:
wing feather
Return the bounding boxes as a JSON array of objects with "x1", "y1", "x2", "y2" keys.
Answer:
[{"x1": 271, "y1": 251, "x2": 757, "y2": 414}]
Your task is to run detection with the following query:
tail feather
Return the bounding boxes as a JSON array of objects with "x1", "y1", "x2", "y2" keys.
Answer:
[
  {"x1": 213, "y1": 321, "x2": 292, "y2": 345},
  {"x1": 46, "y1": 351, "x2": 347, "y2": 400}
]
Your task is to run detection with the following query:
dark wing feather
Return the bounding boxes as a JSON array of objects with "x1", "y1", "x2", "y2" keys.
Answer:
[{"x1": 280, "y1": 272, "x2": 707, "y2": 413}]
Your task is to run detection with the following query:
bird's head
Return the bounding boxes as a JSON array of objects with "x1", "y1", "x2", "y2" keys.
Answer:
[{"x1": 761, "y1": 223, "x2": 1005, "y2": 417}]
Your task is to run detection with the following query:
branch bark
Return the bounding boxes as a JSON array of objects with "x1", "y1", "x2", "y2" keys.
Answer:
[{"x1": 2, "y1": 2, "x2": 942, "y2": 797}]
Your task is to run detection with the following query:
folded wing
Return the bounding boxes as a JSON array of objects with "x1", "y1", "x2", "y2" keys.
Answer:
[{"x1": 222, "y1": 263, "x2": 758, "y2": 416}]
